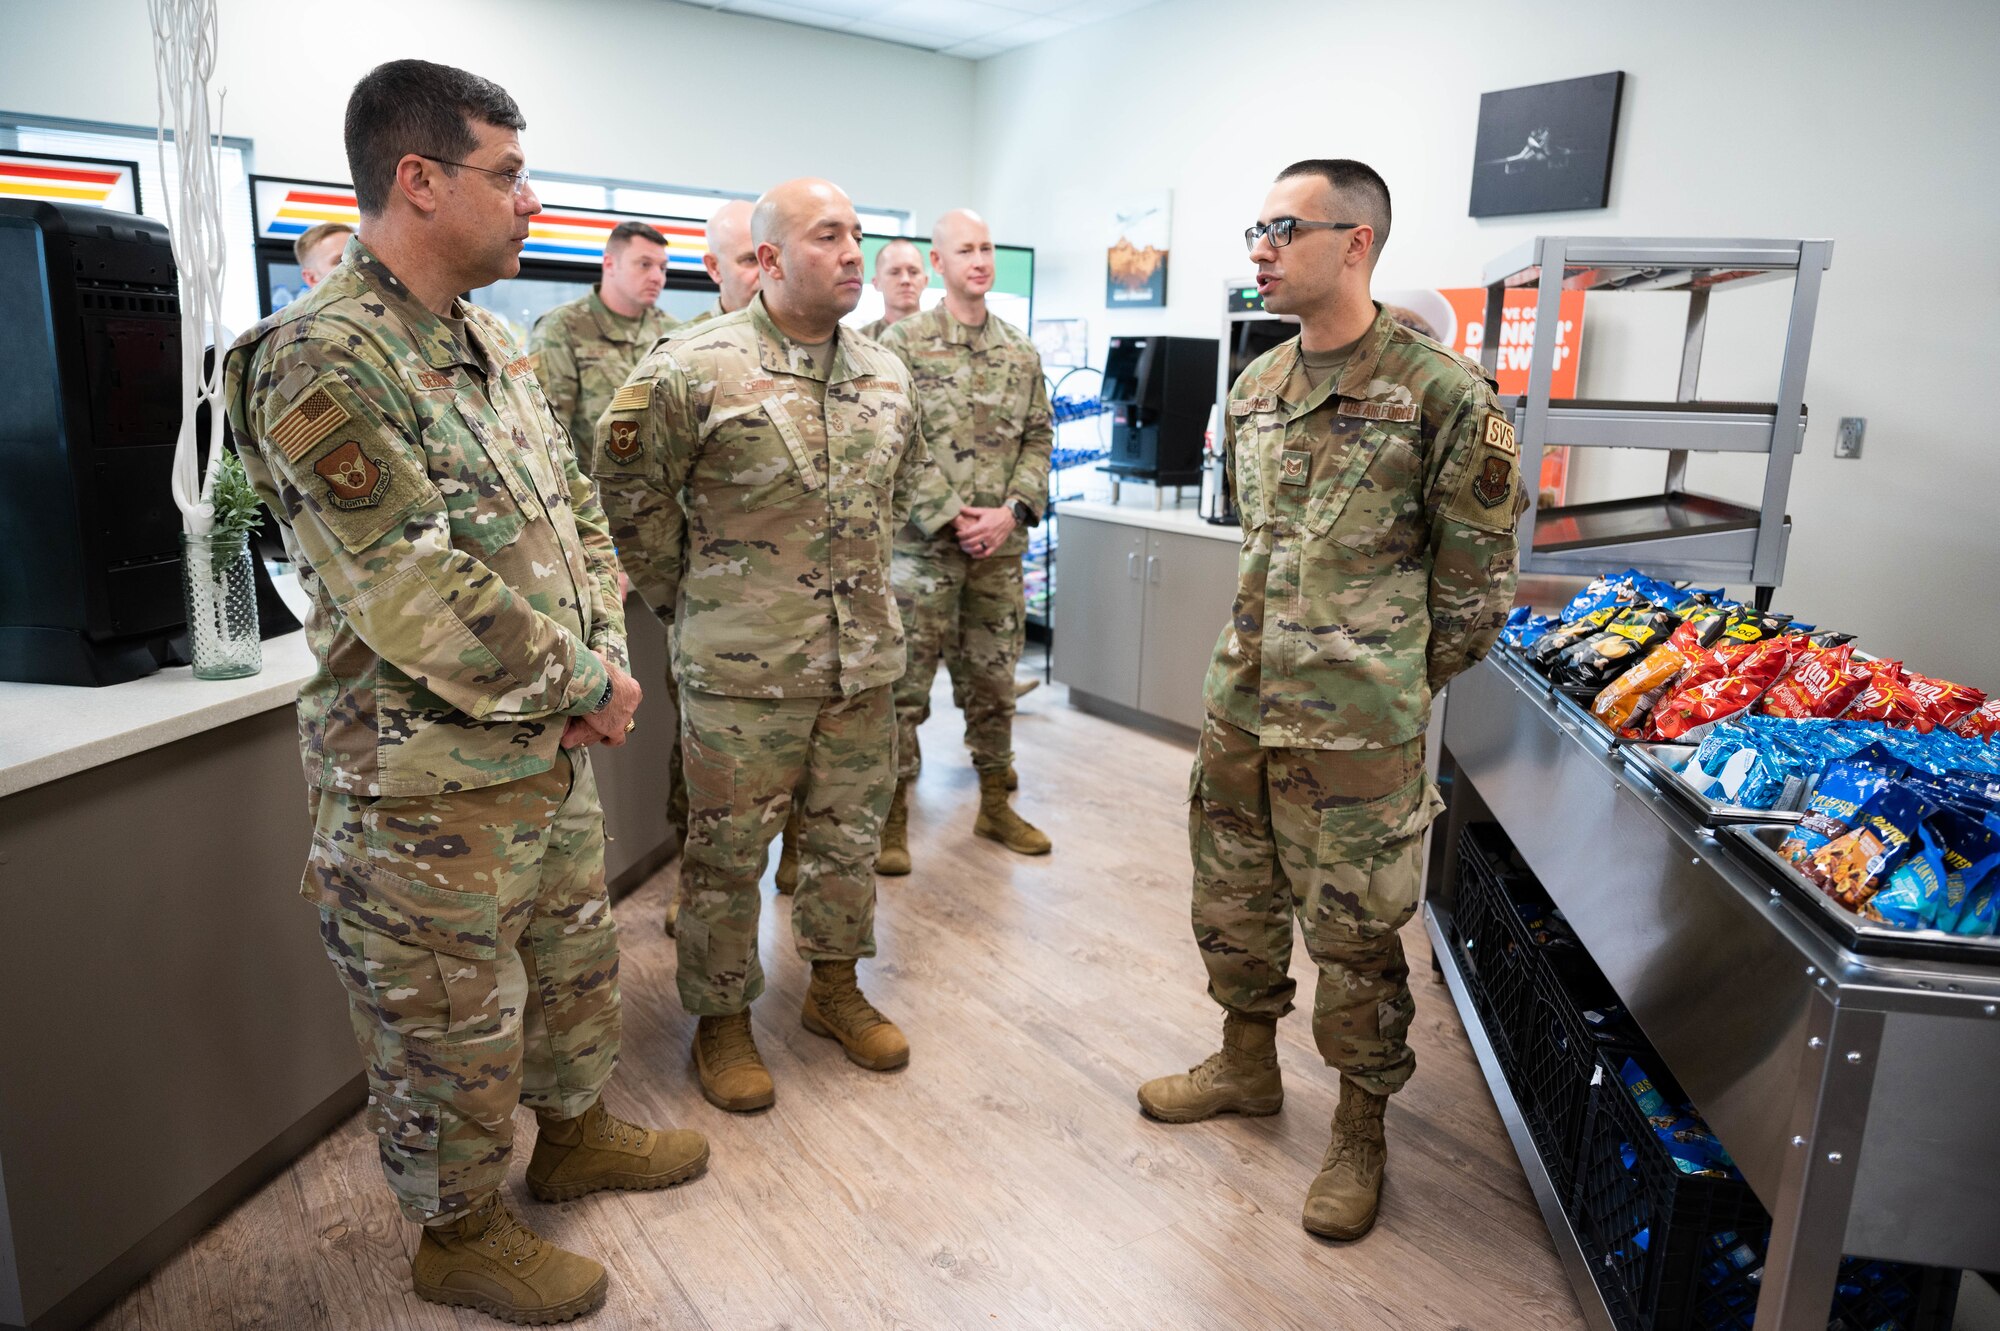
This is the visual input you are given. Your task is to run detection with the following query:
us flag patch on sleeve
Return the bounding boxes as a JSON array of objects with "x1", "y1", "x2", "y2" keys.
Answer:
[
  {"x1": 271, "y1": 385, "x2": 350, "y2": 462},
  {"x1": 610, "y1": 382, "x2": 652, "y2": 412}
]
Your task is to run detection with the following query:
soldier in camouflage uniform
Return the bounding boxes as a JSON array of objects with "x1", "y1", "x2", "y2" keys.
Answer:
[
  {"x1": 529, "y1": 220, "x2": 679, "y2": 472},
  {"x1": 595, "y1": 177, "x2": 964, "y2": 1113},
  {"x1": 1137, "y1": 160, "x2": 1521, "y2": 1243},
  {"x1": 859, "y1": 236, "x2": 925, "y2": 341},
  {"x1": 224, "y1": 60, "x2": 707, "y2": 1326},
  {"x1": 878, "y1": 209, "x2": 1053, "y2": 870}
]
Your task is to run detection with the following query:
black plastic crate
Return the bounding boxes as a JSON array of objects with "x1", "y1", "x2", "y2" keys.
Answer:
[
  {"x1": 1571, "y1": 1048, "x2": 1959, "y2": 1331},
  {"x1": 1514, "y1": 959, "x2": 1639, "y2": 1199},
  {"x1": 1451, "y1": 825, "x2": 1540, "y2": 1075}
]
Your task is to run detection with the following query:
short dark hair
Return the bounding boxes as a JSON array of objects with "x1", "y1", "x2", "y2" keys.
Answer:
[
  {"x1": 1275, "y1": 158, "x2": 1392, "y2": 260},
  {"x1": 606, "y1": 220, "x2": 667, "y2": 254},
  {"x1": 344, "y1": 59, "x2": 526, "y2": 216},
  {"x1": 292, "y1": 221, "x2": 353, "y2": 264}
]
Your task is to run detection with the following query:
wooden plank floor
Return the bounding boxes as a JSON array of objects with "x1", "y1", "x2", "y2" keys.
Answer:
[{"x1": 91, "y1": 679, "x2": 1583, "y2": 1331}]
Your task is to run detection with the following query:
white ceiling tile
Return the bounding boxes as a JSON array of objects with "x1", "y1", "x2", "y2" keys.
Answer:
[
  {"x1": 760, "y1": 0, "x2": 894, "y2": 17},
  {"x1": 869, "y1": 0, "x2": 1030, "y2": 42},
  {"x1": 981, "y1": 14, "x2": 1074, "y2": 44},
  {"x1": 979, "y1": 0, "x2": 1074, "y2": 12},
  {"x1": 941, "y1": 39, "x2": 1004, "y2": 58},
  {"x1": 1063, "y1": 0, "x2": 1161, "y2": 20},
  {"x1": 720, "y1": 0, "x2": 850, "y2": 29},
  {"x1": 842, "y1": 17, "x2": 957, "y2": 46}
]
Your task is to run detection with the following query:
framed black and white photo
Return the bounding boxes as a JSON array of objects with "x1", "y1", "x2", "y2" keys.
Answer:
[{"x1": 1469, "y1": 72, "x2": 1625, "y2": 218}]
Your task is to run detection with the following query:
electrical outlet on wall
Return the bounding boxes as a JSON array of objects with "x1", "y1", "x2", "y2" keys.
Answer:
[{"x1": 1835, "y1": 417, "x2": 1866, "y2": 459}]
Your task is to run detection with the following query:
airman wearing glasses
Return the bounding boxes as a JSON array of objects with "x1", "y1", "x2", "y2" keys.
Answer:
[
  {"x1": 1137, "y1": 159, "x2": 1523, "y2": 1244},
  {"x1": 224, "y1": 59, "x2": 707, "y2": 1325}
]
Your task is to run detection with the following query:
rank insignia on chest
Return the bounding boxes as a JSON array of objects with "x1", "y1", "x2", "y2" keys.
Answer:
[
  {"x1": 1472, "y1": 455, "x2": 1512, "y2": 509},
  {"x1": 606, "y1": 419, "x2": 642, "y2": 463},
  {"x1": 1280, "y1": 449, "x2": 1310, "y2": 485},
  {"x1": 1482, "y1": 412, "x2": 1518, "y2": 456},
  {"x1": 313, "y1": 440, "x2": 389, "y2": 509},
  {"x1": 610, "y1": 382, "x2": 652, "y2": 412}
]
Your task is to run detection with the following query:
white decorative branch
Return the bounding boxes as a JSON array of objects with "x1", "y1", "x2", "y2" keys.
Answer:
[{"x1": 149, "y1": 0, "x2": 229, "y2": 537}]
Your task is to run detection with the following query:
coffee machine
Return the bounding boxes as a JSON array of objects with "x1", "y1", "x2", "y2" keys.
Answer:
[
  {"x1": 1100, "y1": 334, "x2": 1218, "y2": 495},
  {"x1": 1204, "y1": 278, "x2": 1301, "y2": 526}
]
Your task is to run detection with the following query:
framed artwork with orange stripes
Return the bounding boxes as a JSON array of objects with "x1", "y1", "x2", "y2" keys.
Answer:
[{"x1": 0, "y1": 150, "x2": 141, "y2": 212}]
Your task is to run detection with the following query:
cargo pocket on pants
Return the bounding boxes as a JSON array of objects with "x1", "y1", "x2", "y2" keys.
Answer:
[
  {"x1": 366, "y1": 1092, "x2": 442, "y2": 1213},
  {"x1": 1313, "y1": 773, "x2": 1442, "y2": 931}
]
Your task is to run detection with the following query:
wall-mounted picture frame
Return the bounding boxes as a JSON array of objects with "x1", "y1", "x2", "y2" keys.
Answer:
[{"x1": 1469, "y1": 72, "x2": 1625, "y2": 218}]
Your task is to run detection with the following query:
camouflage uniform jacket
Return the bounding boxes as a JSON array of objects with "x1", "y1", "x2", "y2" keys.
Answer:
[
  {"x1": 1206, "y1": 303, "x2": 1523, "y2": 751},
  {"x1": 880, "y1": 304, "x2": 1052, "y2": 556},
  {"x1": 528, "y1": 286, "x2": 678, "y2": 471},
  {"x1": 679, "y1": 300, "x2": 727, "y2": 329},
  {"x1": 223, "y1": 238, "x2": 626, "y2": 796},
  {"x1": 593, "y1": 293, "x2": 962, "y2": 700},
  {"x1": 858, "y1": 315, "x2": 902, "y2": 341}
]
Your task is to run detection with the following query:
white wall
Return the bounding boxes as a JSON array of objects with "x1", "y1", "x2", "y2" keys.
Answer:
[
  {"x1": 971, "y1": 0, "x2": 2000, "y2": 683},
  {"x1": 0, "y1": 0, "x2": 975, "y2": 223}
]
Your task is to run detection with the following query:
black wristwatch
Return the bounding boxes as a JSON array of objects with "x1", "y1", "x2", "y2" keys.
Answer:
[{"x1": 1009, "y1": 499, "x2": 1036, "y2": 528}]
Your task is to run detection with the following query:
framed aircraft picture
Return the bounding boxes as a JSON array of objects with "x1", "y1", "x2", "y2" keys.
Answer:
[{"x1": 1469, "y1": 72, "x2": 1625, "y2": 218}]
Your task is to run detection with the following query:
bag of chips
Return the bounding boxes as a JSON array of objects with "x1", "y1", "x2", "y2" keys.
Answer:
[
  {"x1": 1550, "y1": 605, "x2": 1681, "y2": 691},
  {"x1": 1528, "y1": 604, "x2": 1621, "y2": 670},
  {"x1": 1781, "y1": 745, "x2": 1908, "y2": 864},
  {"x1": 1713, "y1": 607, "x2": 1790, "y2": 647},
  {"x1": 1953, "y1": 698, "x2": 2000, "y2": 742},
  {"x1": 1593, "y1": 644, "x2": 1691, "y2": 733},
  {"x1": 1847, "y1": 662, "x2": 1935, "y2": 732},
  {"x1": 1649, "y1": 638, "x2": 1802, "y2": 742},
  {"x1": 1905, "y1": 674, "x2": 1988, "y2": 731},
  {"x1": 1804, "y1": 784, "x2": 1934, "y2": 911},
  {"x1": 1922, "y1": 808, "x2": 2000, "y2": 932},
  {"x1": 1758, "y1": 643, "x2": 1872, "y2": 720},
  {"x1": 1666, "y1": 603, "x2": 1734, "y2": 655},
  {"x1": 1500, "y1": 605, "x2": 1558, "y2": 649}
]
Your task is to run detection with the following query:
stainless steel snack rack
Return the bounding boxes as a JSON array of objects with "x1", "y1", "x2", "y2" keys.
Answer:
[
  {"x1": 1484, "y1": 237, "x2": 1833, "y2": 600},
  {"x1": 1423, "y1": 656, "x2": 1999, "y2": 1331}
]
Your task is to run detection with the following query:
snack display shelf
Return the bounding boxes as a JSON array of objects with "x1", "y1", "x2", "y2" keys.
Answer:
[
  {"x1": 1483, "y1": 236, "x2": 1833, "y2": 595},
  {"x1": 1723, "y1": 824, "x2": 2000, "y2": 965},
  {"x1": 1422, "y1": 656, "x2": 2000, "y2": 1331},
  {"x1": 1621, "y1": 740, "x2": 1807, "y2": 827}
]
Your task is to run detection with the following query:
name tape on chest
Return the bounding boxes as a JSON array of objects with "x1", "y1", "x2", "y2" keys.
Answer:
[
  {"x1": 1482, "y1": 412, "x2": 1518, "y2": 457},
  {"x1": 610, "y1": 381, "x2": 652, "y2": 412},
  {"x1": 406, "y1": 368, "x2": 457, "y2": 392},
  {"x1": 1229, "y1": 395, "x2": 1279, "y2": 417},
  {"x1": 1337, "y1": 400, "x2": 1419, "y2": 423},
  {"x1": 852, "y1": 376, "x2": 903, "y2": 394},
  {"x1": 504, "y1": 355, "x2": 535, "y2": 381},
  {"x1": 271, "y1": 384, "x2": 351, "y2": 463}
]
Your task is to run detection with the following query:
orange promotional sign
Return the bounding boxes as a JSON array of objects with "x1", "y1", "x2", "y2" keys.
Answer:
[
  {"x1": 1380, "y1": 287, "x2": 1586, "y2": 503},
  {"x1": 1380, "y1": 288, "x2": 1586, "y2": 397}
]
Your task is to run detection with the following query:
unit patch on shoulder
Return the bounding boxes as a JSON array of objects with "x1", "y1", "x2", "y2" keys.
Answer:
[
  {"x1": 1482, "y1": 412, "x2": 1517, "y2": 457},
  {"x1": 1471, "y1": 455, "x2": 1512, "y2": 509},
  {"x1": 313, "y1": 440, "x2": 390, "y2": 509},
  {"x1": 270, "y1": 384, "x2": 351, "y2": 463},
  {"x1": 610, "y1": 381, "x2": 652, "y2": 412},
  {"x1": 605, "y1": 420, "x2": 642, "y2": 464}
]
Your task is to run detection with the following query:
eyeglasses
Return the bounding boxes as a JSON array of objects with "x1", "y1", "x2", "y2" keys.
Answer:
[
  {"x1": 420, "y1": 154, "x2": 533, "y2": 196},
  {"x1": 1244, "y1": 217, "x2": 1360, "y2": 252}
]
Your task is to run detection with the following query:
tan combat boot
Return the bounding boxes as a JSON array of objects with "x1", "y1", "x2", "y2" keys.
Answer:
[
  {"x1": 1014, "y1": 676, "x2": 1040, "y2": 699},
  {"x1": 411, "y1": 1193, "x2": 607, "y2": 1325},
  {"x1": 1004, "y1": 764, "x2": 1018, "y2": 792},
  {"x1": 973, "y1": 769, "x2": 1051, "y2": 855},
  {"x1": 525, "y1": 1099, "x2": 709, "y2": 1202},
  {"x1": 774, "y1": 837, "x2": 799, "y2": 895},
  {"x1": 663, "y1": 892, "x2": 679, "y2": 938},
  {"x1": 802, "y1": 959, "x2": 910, "y2": 1070},
  {"x1": 1302, "y1": 1077, "x2": 1390, "y2": 1240},
  {"x1": 1136, "y1": 1013, "x2": 1283, "y2": 1122},
  {"x1": 693, "y1": 1011, "x2": 775, "y2": 1112},
  {"x1": 876, "y1": 779, "x2": 912, "y2": 876}
]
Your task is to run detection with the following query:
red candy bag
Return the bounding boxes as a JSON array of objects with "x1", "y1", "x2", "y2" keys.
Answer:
[
  {"x1": 1955, "y1": 698, "x2": 2000, "y2": 741},
  {"x1": 1758, "y1": 643, "x2": 1872, "y2": 720},
  {"x1": 1904, "y1": 674, "x2": 1988, "y2": 730}
]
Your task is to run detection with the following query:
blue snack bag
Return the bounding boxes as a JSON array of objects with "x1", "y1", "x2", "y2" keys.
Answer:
[
  {"x1": 1925, "y1": 808, "x2": 2000, "y2": 932},
  {"x1": 1782, "y1": 746, "x2": 1909, "y2": 863}
]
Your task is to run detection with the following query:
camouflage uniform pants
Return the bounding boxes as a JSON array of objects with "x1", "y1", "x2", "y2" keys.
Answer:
[
  {"x1": 1188, "y1": 714, "x2": 1439, "y2": 1097},
  {"x1": 676, "y1": 685, "x2": 894, "y2": 1015},
  {"x1": 306, "y1": 749, "x2": 620, "y2": 1222},
  {"x1": 893, "y1": 539, "x2": 1023, "y2": 780}
]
